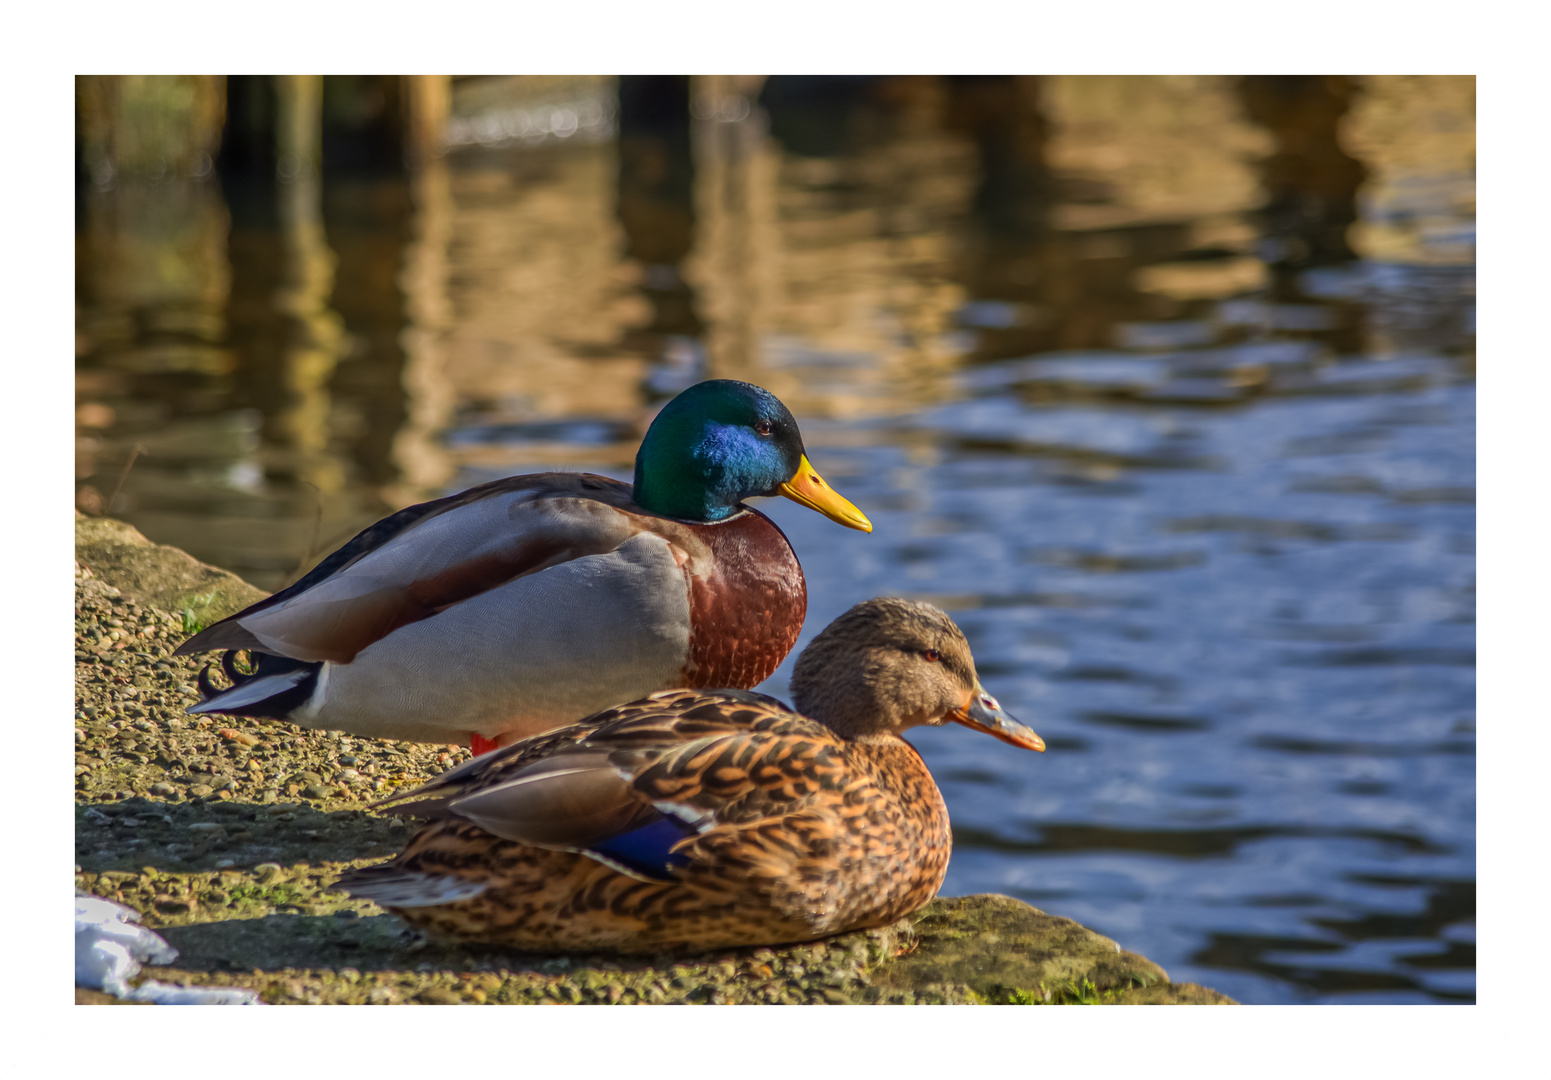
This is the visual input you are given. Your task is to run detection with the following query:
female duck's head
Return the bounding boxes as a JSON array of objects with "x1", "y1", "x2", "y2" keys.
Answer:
[
  {"x1": 633, "y1": 379, "x2": 871, "y2": 530},
  {"x1": 790, "y1": 597, "x2": 1045, "y2": 751}
]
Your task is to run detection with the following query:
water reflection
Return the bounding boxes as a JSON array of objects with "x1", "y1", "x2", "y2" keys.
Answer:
[{"x1": 74, "y1": 75, "x2": 1474, "y2": 1004}]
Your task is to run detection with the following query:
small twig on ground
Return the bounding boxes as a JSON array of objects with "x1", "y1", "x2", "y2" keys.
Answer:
[
  {"x1": 104, "y1": 444, "x2": 148, "y2": 516},
  {"x1": 280, "y1": 482, "x2": 325, "y2": 589}
]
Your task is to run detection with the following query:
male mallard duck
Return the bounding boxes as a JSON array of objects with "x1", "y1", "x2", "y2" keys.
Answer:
[
  {"x1": 335, "y1": 598, "x2": 1044, "y2": 953},
  {"x1": 175, "y1": 380, "x2": 871, "y2": 752}
]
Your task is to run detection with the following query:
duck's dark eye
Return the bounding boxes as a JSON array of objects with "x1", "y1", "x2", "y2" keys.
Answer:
[
  {"x1": 922, "y1": 649, "x2": 941, "y2": 663},
  {"x1": 755, "y1": 420, "x2": 773, "y2": 436}
]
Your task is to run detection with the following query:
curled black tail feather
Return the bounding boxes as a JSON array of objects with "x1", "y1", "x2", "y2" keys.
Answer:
[
  {"x1": 221, "y1": 649, "x2": 250, "y2": 686},
  {"x1": 190, "y1": 649, "x2": 321, "y2": 720},
  {"x1": 195, "y1": 650, "x2": 257, "y2": 702},
  {"x1": 196, "y1": 662, "x2": 223, "y2": 700}
]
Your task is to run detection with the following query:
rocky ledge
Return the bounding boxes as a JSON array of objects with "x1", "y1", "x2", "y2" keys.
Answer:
[{"x1": 74, "y1": 513, "x2": 1234, "y2": 1005}]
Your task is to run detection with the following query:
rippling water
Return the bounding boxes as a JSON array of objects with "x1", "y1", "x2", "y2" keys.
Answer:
[
  {"x1": 772, "y1": 346, "x2": 1474, "y2": 1005},
  {"x1": 76, "y1": 75, "x2": 1475, "y2": 1003}
]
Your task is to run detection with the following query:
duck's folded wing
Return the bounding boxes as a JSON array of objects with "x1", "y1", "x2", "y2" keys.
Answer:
[
  {"x1": 426, "y1": 699, "x2": 840, "y2": 841},
  {"x1": 370, "y1": 693, "x2": 837, "y2": 881},
  {"x1": 175, "y1": 476, "x2": 646, "y2": 663},
  {"x1": 624, "y1": 718, "x2": 852, "y2": 823},
  {"x1": 419, "y1": 748, "x2": 699, "y2": 881},
  {"x1": 440, "y1": 751, "x2": 657, "y2": 848}
]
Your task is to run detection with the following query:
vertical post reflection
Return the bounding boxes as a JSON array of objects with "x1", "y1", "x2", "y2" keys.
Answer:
[
  {"x1": 686, "y1": 74, "x2": 775, "y2": 383},
  {"x1": 272, "y1": 75, "x2": 347, "y2": 517},
  {"x1": 75, "y1": 75, "x2": 233, "y2": 519},
  {"x1": 616, "y1": 76, "x2": 703, "y2": 396},
  {"x1": 1237, "y1": 76, "x2": 1367, "y2": 272},
  {"x1": 75, "y1": 177, "x2": 235, "y2": 514},
  {"x1": 392, "y1": 155, "x2": 457, "y2": 503},
  {"x1": 1236, "y1": 75, "x2": 1368, "y2": 354}
]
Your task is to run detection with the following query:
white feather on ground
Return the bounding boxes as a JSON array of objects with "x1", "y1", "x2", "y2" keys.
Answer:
[{"x1": 75, "y1": 894, "x2": 262, "y2": 1005}]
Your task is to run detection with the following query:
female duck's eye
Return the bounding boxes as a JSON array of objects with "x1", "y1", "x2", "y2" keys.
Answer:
[
  {"x1": 755, "y1": 420, "x2": 773, "y2": 436},
  {"x1": 922, "y1": 649, "x2": 941, "y2": 663}
]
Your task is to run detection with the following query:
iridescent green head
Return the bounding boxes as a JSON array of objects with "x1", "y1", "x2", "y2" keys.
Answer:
[{"x1": 632, "y1": 379, "x2": 871, "y2": 531}]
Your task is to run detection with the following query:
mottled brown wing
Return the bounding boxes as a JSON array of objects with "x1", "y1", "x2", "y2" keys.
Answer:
[
  {"x1": 621, "y1": 719, "x2": 854, "y2": 823},
  {"x1": 372, "y1": 687, "x2": 838, "y2": 858}
]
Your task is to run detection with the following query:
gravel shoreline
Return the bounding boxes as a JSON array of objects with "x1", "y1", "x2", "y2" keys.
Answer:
[{"x1": 74, "y1": 560, "x2": 927, "y2": 1004}]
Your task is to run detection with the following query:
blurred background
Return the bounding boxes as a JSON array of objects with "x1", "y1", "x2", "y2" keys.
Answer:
[{"x1": 74, "y1": 74, "x2": 1474, "y2": 1004}]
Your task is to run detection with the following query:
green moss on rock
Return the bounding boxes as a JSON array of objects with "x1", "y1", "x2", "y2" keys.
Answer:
[
  {"x1": 872, "y1": 894, "x2": 1230, "y2": 1004},
  {"x1": 76, "y1": 511, "x2": 268, "y2": 623}
]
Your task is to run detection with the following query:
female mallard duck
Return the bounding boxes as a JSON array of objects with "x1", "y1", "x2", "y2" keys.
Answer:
[
  {"x1": 335, "y1": 598, "x2": 1044, "y2": 953},
  {"x1": 175, "y1": 380, "x2": 871, "y2": 753}
]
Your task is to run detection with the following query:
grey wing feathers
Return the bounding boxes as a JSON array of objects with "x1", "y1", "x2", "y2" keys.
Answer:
[
  {"x1": 173, "y1": 471, "x2": 641, "y2": 659},
  {"x1": 173, "y1": 494, "x2": 458, "y2": 656},
  {"x1": 441, "y1": 751, "x2": 659, "y2": 850}
]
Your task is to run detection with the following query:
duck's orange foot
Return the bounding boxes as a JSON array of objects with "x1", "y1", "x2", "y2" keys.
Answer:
[{"x1": 470, "y1": 733, "x2": 500, "y2": 756}]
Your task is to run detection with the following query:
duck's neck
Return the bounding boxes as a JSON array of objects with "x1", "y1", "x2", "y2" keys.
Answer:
[
  {"x1": 633, "y1": 467, "x2": 742, "y2": 522},
  {"x1": 842, "y1": 729, "x2": 914, "y2": 749}
]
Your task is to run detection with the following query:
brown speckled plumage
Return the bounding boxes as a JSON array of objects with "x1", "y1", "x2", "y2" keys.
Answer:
[{"x1": 337, "y1": 598, "x2": 1044, "y2": 953}]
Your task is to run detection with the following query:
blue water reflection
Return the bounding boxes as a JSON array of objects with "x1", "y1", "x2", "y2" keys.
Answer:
[{"x1": 758, "y1": 353, "x2": 1474, "y2": 1005}]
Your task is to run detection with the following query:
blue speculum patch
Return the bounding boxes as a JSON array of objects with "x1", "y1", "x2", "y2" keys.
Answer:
[{"x1": 587, "y1": 814, "x2": 697, "y2": 879}]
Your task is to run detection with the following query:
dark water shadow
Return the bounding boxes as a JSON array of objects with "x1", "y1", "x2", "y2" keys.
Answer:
[
  {"x1": 1249, "y1": 735, "x2": 1475, "y2": 758},
  {"x1": 1077, "y1": 710, "x2": 1212, "y2": 734},
  {"x1": 1190, "y1": 930, "x2": 1472, "y2": 1002},
  {"x1": 1315, "y1": 877, "x2": 1474, "y2": 943},
  {"x1": 955, "y1": 822, "x2": 1451, "y2": 859}
]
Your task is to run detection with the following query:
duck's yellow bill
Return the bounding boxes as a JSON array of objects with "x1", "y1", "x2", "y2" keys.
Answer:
[{"x1": 779, "y1": 455, "x2": 872, "y2": 533}]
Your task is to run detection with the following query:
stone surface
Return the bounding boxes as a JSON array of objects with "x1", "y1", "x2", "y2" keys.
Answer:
[
  {"x1": 75, "y1": 511, "x2": 268, "y2": 624},
  {"x1": 878, "y1": 895, "x2": 1233, "y2": 1004},
  {"x1": 72, "y1": 515, "x2": 1236, "y2": 1005}
]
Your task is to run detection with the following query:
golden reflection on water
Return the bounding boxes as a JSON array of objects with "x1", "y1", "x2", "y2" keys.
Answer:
[{"x1": 74, "y1": 75, "x2": 1475, "y2": 590}]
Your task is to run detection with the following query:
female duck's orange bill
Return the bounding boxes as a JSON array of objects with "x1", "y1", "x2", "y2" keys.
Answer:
[
  {"x1": 778, "y1": 455, "x2": 872, "y2": 533},
  {"x1": 948, "y1": 692, "x2": 1046, "y2": 752}
]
